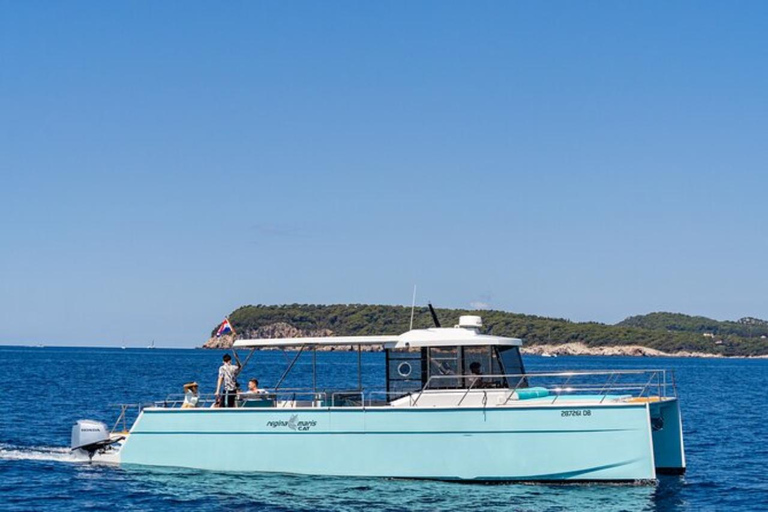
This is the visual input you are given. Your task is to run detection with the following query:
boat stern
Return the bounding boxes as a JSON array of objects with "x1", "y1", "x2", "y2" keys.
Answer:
[{"x1": 649, "y1": 398, "x2": 686, "y2": 475}]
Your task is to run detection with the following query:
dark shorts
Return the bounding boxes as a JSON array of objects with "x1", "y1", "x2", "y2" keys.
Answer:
[{"x1": 219, "y1": 390, "x2": 237, "y2": 408}]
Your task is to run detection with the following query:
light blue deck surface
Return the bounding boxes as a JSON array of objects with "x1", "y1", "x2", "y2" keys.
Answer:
[{"x1": 516, "y1": 394, "x2": 631, "y2": 403}]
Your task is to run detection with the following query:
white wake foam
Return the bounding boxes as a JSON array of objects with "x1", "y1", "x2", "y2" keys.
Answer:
[{"x1": 0, "y1": 443, "x2": 89, "y2": 463}]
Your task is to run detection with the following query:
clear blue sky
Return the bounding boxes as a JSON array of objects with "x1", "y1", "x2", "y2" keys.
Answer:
[{"x1": 1, "y1": 2, "x2": 766, "y2": 346}]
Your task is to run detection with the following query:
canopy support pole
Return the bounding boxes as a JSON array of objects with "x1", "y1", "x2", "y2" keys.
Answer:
[
  {"x1": 232, "y1": 347, "x2": 243, "y2": 367},
  {"x1": 274, "y1": 345, "x2": 305, "y2": 391},
  {"x1": 357, "y1": 344, "x2": 362, "y2": 391},
  {"x1": 240, "y1": 348, "x2": 256, "y2": 372},
  {"x1": 312, "y1": 346, "x2": 317, "y2": 393}
]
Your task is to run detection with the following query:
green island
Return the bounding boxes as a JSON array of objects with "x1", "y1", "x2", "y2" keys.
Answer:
[{"x1": 206, "y1": 305, "x2": 768, "y2": 357}]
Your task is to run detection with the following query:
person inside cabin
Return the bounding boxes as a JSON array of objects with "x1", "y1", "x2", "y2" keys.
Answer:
[
  {"x1": 182, "y1": 382, "x2": 199, "y2": 408},
  {"x1": 215, "y1": 353, "x2": 241, "y2": 408},
  {"x1": 468, "y1": 362, "x2": 485, "y2": 388}
]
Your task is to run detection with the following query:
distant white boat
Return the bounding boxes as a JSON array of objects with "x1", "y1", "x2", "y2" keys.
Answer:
[
  {"x1": 541, "y1": 352, "x2": 557, "y2": 358},
  {"x1": 147, "y1": 340, "x2": 156, "y2": 349}
]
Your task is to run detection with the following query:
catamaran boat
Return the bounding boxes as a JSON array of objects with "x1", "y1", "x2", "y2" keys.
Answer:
[{"x1": 71, "y1": 313, "x2": 685, "y2": 482}]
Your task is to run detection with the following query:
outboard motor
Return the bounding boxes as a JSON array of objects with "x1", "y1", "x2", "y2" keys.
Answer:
[{"x1": 71, "y1": 419, "x2": 121, "y2": 460}]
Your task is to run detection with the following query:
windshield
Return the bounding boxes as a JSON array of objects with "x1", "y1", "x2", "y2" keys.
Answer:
[{"x1": 496, "y1": 346, "x2": 528, "y2": 388}]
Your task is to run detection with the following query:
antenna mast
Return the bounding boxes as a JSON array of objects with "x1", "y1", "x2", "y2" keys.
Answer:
[{"x1": 409, "y1": 285, "x2": 417, "y2": 330}]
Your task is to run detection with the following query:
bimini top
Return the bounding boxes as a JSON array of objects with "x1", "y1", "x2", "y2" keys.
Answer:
[{"x1": 233, "y1": 315, "x2": 523, "y2": 350}]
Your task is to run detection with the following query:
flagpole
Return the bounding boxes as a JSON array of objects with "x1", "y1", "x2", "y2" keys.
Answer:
[{"x1": 227, "y1": 317, "x2": 243, "y2": 367}]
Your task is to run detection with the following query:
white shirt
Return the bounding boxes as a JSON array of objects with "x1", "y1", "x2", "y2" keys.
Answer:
[
  {"x1": 183, "y1": 390, "x2": 199, "y2": 407},
  {"x1": 218, "y1": 362, "x2": 240, "y2": 392}
]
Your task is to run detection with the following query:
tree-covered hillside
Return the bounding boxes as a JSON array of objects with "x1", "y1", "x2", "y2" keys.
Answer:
[
  {"x1": 618, "y1": 312, "x2": 768, "y2": 338},
  {"x1": 214, "y1": 304, "x2": 768, "y2": 357}
]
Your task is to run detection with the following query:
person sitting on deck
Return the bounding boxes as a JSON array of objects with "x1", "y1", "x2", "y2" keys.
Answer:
[
  {"x1": 239, "y1": 378, "x2": 267, "y2": 397},
  {"x1": 182, "y1": 382, "x2": 199, "y2": 408},
  {"x1": 215, "y1": 354, "x2": 241, "y2": 408},
  {"x1": 238, "y1": 378, "x2": 273, "y2": 408}
]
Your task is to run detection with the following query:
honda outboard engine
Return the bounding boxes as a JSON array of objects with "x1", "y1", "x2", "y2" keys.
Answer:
[{"x1": 71, "y1": 419, "x2": 120, "y2": 460}]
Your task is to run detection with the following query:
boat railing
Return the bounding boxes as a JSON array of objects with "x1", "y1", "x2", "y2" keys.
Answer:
[
  {"x1": 157, "y1": 388, "x2": 366, "y2": 409},
  {"x1": 156, "y1": 394, "x2": 219, "y2": 408},
  {"x1": 412, "y1": 369, "x2": 677, "y2": 406},
  {"x1": 146, "y1": 370, "x2": 676, "y2": 411},
  {"x1": 108, "y1": 403, "x2": 154, "y2": 434}
]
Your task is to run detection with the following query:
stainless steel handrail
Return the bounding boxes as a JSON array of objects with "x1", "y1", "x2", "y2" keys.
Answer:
[
  {"x1": 142, "y1": 370, "x2": 676, "y2": 413},
  {"x1": 108, "y1": 403, "x2": 153, "y2": 433},
  {"x1": 416, "y1": 370, "x2": 675, "y2": 406},
  {"x1": 158, "y1": 388, "x2": 371, "y2": 409}
]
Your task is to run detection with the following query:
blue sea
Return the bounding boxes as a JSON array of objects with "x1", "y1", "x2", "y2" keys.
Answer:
[{"x1": 0, "y1": 346, "x2": 766, "y2": 512}]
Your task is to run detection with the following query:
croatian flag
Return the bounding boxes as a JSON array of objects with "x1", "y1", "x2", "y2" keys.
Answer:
[{"x1": 216, "y1": 318, "x2": 235, "y2": 337}]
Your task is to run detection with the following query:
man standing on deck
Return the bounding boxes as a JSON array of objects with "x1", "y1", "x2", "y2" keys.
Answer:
[{"x1": 215, "y1": 353, "x2": 240, "y2": 407}]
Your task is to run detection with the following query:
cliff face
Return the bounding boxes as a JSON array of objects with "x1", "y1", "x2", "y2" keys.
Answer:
[
  {"x1": 202, "y1": 321, "x2": 334, "y2": 349},
  {"x1": 521, "y1": 342, "x2": 667, "y2": 357},
  {"x1": 203, "y1": 334, "x2": 237, "y2": 349}
]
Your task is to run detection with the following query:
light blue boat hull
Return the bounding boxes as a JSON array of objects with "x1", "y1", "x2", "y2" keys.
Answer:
[
  {"x1": 650, "y1": 399, "x2": 686, "y2": 473},
  {"x1": 117, "y1": 400, "x2": 684, "y2": 481}
]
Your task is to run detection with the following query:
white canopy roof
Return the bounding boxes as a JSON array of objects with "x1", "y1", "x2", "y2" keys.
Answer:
[{"x1": 233, "y1": 326, "x2": 523, "y2": 349}]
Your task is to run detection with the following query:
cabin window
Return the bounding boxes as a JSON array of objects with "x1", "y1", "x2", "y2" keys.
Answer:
[
  {"x1": 463, "y1": 347, "x2": 507, "y2": 388},
  {"x1": 496, "y1": 346, "x2": 528, "y2": 388},
  {"x1": 428, "y1": 347, "x2": 460, "y2": 388},
  {"x1": 386, "y1": 348, "x2": 425, "y2": 398},
  {"x1": 387, "y1": 345, "x2": 528, "y2": 396}
]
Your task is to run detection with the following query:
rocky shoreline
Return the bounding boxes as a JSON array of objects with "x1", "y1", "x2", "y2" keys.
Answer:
[{"x1": 520, "y1": 342, "x2": 739, "y2": 358}]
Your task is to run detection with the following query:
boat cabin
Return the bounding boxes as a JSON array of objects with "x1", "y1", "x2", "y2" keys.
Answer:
[{"x1": 232, "y1": 315, "x2": 527, "y2": 405}]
